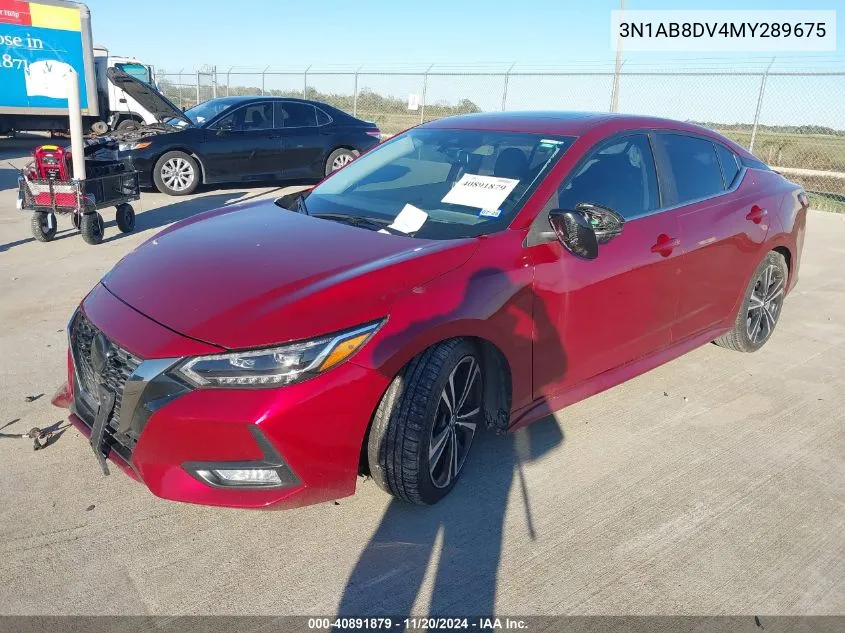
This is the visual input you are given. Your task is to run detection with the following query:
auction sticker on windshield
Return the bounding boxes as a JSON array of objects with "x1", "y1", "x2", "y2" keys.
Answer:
[{"x1": 441, "y1": 174, "x2": 519, "y2": 210}]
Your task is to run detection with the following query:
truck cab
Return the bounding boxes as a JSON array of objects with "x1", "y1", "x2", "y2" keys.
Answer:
[{"x1": 93, "y1": 46, "x2": 158, "y2": 130}]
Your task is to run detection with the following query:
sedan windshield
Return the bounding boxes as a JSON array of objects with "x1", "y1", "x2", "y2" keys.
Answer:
[
  {"x1": 303, "y1": 128, "x2": 575, "y2": 239},
  {"x1": 166, "y1": 97, "x2": 243, "y2": 127}
]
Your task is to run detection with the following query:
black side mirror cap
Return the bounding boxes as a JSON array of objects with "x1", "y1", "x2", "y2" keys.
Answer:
[{"x1": 548, "y1": 209, "x2": 599, "y2": 260}]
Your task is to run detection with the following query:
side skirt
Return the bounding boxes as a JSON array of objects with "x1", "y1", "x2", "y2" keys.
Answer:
[{"x1": 509, "y1": 325, "x2": 727, "y2": 432}]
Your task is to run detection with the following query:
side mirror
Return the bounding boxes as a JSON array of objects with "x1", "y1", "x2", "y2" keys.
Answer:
[
  {"x1": 576, "y1": 203, "x2": 624, "y2": 244},
  {"x1": 548, "y1": 209, "x2": 598, "y2": 260},
  {"x1": 216, "y1": 122, "x2": 234, "y2": 135}
]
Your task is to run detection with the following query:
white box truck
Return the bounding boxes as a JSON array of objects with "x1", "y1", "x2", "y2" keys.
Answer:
[{"x1": 0, "y1": 0, "x2": 158, "y2": 135}]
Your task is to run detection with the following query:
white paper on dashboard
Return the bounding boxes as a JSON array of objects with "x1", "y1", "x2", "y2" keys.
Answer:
[
  {"x1": 441, "y1": 174, "x2": 519, "y2": 210},
  {"x1": 379, "y1": 203, "x2": 428, "y2": 234}
]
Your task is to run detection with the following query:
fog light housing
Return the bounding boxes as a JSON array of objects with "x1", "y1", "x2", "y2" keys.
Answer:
[{"x1": 195, "y1": 467, "x2": 283, "y2": 487}]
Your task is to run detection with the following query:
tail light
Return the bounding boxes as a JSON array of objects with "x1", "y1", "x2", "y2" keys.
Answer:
[
  {"x1": 365, "y1": 128, "x2": 382, "y2": 139},
  {"x1": 798, "y1": 191, "x2": 809, "y2": 208}
]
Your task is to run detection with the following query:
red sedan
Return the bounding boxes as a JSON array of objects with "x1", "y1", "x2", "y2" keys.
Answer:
[{"x1": 53, "y1": 112, "x2": 807, "y2": 509}]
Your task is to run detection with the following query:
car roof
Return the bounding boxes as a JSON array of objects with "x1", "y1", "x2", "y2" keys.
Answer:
[{"x1": 421, "y1": 111, "x2": 754, "y2": 158}]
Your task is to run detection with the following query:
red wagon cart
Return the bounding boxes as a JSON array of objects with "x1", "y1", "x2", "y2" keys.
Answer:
[{"x1": 18, "y1": 157, "x2": 140, "y2": 246}]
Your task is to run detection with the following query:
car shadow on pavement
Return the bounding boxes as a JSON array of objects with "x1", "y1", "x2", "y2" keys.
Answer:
[
  {"x1": 337, "y1": 268, "x2": 568, "y2": 623},
  {"x1": 101, "y1": 191, "x2": 253, "y2": 243}
]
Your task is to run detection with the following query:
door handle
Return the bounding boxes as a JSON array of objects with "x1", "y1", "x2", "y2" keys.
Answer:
[
  {"x1": 650, "y1": 234, "x2": 680, "y2": 257},
  {"x1": 746, "y1": 205, "x2": 768, "y2": 224}
]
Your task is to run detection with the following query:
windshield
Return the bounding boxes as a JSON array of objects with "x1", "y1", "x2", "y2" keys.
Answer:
[
  {"x1": 114, "y1": 62, "x2": 151, "y2": 84},
  {"x1": 170, "y1": 97, "x2": 243, "y2": 127},
  {"x1": 304, "y1": 128, "x2": 574, "y2": 239}
]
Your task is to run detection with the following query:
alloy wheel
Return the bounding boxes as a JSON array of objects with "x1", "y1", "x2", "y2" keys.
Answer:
[
  {"x1": 428, "y1": 356, "x2": 482, "y2": 489},
  {"x1": 331, "y1": 153, "x2": 354, "y2": 171},
  {"x1": 746, "y1": 263, "x2": 785, "y2": 344},
  {"x1": 161, "y1": 157, "x2": 195, "y2": 192}
]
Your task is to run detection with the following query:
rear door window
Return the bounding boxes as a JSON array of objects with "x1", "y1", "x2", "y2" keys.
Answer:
[
  {"x1": 275, "y1": 102, "x2": 317, "y2": 128},
  {"x1": 655, "y1": 134, "x2": 725, "y2": 205}
]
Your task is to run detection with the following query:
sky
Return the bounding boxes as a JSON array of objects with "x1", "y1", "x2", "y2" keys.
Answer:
[{"x1": 84, "y1": 0, "x2": 844, "y2": 127}]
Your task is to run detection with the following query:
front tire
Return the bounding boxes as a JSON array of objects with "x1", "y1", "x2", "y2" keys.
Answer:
[
  {"x1": 367, "y1": 339, "x2": 484, "y2": 505},
  {"x1": 715, "y1": 250, "x2": 788, "y2": 352},
  {"x1": 153, "y1": 151, "x2": 199, "y2": 196},
  {"x1": 31, "y1": 212, "x2": 57, "y2": 242}
]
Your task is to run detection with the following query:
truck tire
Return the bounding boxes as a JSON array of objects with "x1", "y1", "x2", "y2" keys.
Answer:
[
  {"x1": 116, "y1": 119, "x2": 140, "y2": 131},
  {"x1": 80, "y1": 212, "x2": 105, "y2": 245},
  {"x1": 153, "y1": 151, "x2": 200, "y2": 196},
  {"x1": 31, "y1": 212, "x2": 57, "y2": 242}
]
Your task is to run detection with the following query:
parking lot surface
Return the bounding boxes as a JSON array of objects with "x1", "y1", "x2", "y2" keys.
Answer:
[{"x1": 0, "y1": 137, "x2": 843, "y2": 616}]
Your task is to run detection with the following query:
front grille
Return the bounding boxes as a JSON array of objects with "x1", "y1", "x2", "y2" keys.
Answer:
[{"x1": 70, "y1": 312, "x2": 141, "y2": 457}]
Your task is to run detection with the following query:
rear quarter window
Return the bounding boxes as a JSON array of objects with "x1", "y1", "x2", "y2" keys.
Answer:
[{"x1": 714, "y1": 143, "x2": 741, "y2": 188}]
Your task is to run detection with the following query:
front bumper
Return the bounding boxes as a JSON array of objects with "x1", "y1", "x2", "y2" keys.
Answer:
[{"x1": 60, "y1": 284, "x2": 390, "y2": 509}]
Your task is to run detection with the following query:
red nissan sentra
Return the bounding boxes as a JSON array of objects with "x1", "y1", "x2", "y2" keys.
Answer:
[{"x1": 53, "y1": 112, "x2": 807, "y2": 509}]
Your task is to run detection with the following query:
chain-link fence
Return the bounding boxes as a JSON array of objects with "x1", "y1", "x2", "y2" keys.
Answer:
[{"x1": 155, "y1": 63, "x2": 845, "y2": 212}]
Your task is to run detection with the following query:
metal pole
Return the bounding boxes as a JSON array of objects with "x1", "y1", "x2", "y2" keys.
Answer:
[
  {"x1": 195, "y1": 70, "x2": 200, "y2": 106},
  {"x1": 610, "y1": 0, "x2": 626, "y2": 112},
  {"x1": 749, "y1": 58, "x2": 775, "y2": 154},
  {"x1": 303, "y1": 65, "x2": 311, "y2": 99},
  {"x1": 420, "y1": 64, "x2": 433, "y2": 124},
  {"x1": 212, "y1": 66, "x2": 217, "y2": 99},
  {"x1": 261, "y1": 65, "x2": 270, "y2": 96},
  {"x1": 66, "y1": 68, "x2": 86, "y2": 180},
  {"x1": 177, "y1": 69, "x2": 183, "y2": 109},
  {"x1": 226, "y1": 66, "x2": 233, "y2": 97},
  {"x1": 353, "y1": 65, "x2": 361, "y2": 117},
  {"x1": 501, "y1": 62, "x2": 515, "y2": 111}
]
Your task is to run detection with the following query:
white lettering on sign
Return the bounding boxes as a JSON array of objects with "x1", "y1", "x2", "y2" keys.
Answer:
[{"x1": 441, "y1": 174, "x2": 520, "y2": 210}]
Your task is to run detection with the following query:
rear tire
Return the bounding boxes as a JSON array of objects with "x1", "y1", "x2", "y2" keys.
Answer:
[
  {"x1": 325, "y1": 148, "x2": 357, "y2": 176},
  {"x1": 115, "y1": 203, "x2": 135, "y2": 233},
  {"x1": 153, "y1": 151, "x2": 199, "y2": 196},
  {"x1": 80, "y1": 212, "x2": 105, "y2": 245},
  {"x1": 31, "y1": 212, "x2": 57, "y2": 242},
  {"x1": 715, "y1": 250, "x2": 788, "y2": 352},
  {"x1": 367, "y1": 339, "x2": 484, "y2": 505}
]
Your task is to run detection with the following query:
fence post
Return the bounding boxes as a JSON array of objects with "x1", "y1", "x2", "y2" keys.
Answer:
[
  {"x1": 749, "y1": 58, "x2": 775, "y2": 154},
  {"x1": 610, "y1": 0, "x2": 626, "y2": 112},
  {"x1": 226, "y1": 67, "x2": 233, "y2": 97},
  {"x1": 353, "y1": 65, "x2": 362, "y2": 117},
  {"x1": 420, "y1": 64, "x2": 433, "y2": 124},
  {"x1": 303, "y1": 65, "x2": 311, "y2": 99},
  {"x1": 212, "y1": 66, "x2": 217, "y2": 99},
  {"x1": 195, "y1": 70, "x2": 200, "y2": 105},
  {"x1": 261, "y1": 65, "x2": 270, "y2": 96},
  {"x1": 177, "y1": 69, "x2": 183, "y2": 109},
  {"x1": 501, "y1": 62, "x2": 515, "y2": 111}
]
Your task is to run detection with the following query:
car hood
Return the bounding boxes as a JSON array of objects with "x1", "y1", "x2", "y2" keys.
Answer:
[
  {"x1": 107, "y1": 68, "x2": 190, "y2": 125},
  {"x1": 101, "y1": 201, "x2": 479, "y2": 349}
]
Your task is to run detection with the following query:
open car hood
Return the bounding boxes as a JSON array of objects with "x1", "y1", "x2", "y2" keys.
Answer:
[{"x1": 106, "y1": 68, "x2": 191, "y2": 125}]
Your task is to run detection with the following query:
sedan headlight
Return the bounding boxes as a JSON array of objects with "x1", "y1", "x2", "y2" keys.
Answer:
[
  {"x1": 118, "y1": 141, "x2": 152, "y2": 152},
  {"x1": 176, "y1": 320, "x2": 383, "y2": 388}
]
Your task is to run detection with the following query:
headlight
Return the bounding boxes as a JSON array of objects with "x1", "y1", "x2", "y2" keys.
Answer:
[
  {"x1": 176, "y1": 320, "x2": 383, "y2": 388},
  {"x1": 118, "y1": 141, "x2": 151, "y2": 152}
]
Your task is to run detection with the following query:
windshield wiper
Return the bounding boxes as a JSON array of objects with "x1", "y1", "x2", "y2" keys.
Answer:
[{"x1": 311, "y1": 212, "x2": 407, "y2": 236}]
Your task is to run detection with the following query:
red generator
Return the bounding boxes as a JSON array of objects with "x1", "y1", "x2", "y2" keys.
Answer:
[{"x1": 33, "y1": 144, "x2": 73, "y2": 180}]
